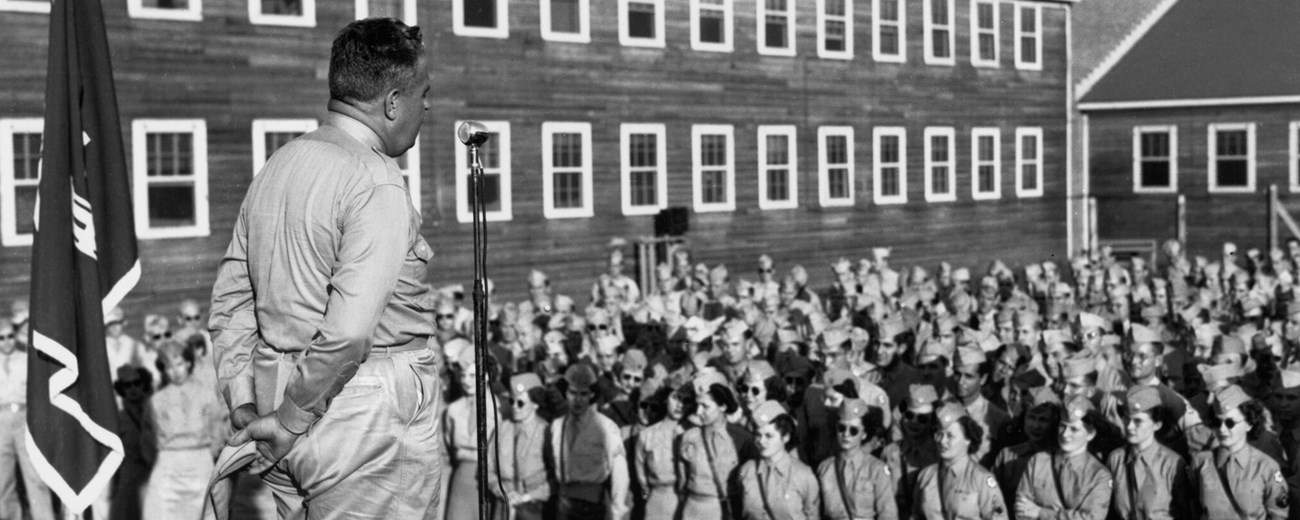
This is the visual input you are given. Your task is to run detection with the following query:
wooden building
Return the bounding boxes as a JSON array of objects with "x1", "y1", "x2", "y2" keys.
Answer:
[
  {"x1": 1078, "y1": 0, "x2": 1300, "y2": 256},
  {"x1": 1, "y1": 0, "x2": 1076, "y2": 314}
]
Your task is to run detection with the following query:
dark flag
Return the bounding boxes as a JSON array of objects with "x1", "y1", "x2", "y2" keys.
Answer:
[{"x1": 26, "y1": 0, "x2": 140, "y2": 512}]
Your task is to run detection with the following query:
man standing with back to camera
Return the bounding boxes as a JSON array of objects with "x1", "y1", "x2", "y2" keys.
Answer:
[{"x1": 209, "y1": 17, "x2": 441, "y2": 519}]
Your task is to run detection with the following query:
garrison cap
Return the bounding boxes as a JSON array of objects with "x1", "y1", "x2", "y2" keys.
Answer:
[
  {"x1": 693, "y1": 371, "x2": 730, "y2": 398},
  {"x1": 936, "y1": 402, "x2": 969, "y2": 429},
  {"x1": 872, "y1": 247, "x2": 891, "y2": 263},
  {"x1": 751, "y1": 400, "x2": 789, "y2": 429},
  {"x1": 511, "y1": 373, "x2": 543, "y2": 395},
  {"x1": 879, "y1": 317, "x2": 909, "y2": 341},
  {"x1": 1280, "y1": 370, "x2": 1300, "y2": 390},
  {"x1": 743, "y1": 360, "x2": 777, "y2": 384},
  {"x1": 444, "y1": 337, "x2": 473, "y2": 368},
  {"x1": 976, "y1": 330, "x2": 1001, "y2": 353},
  {"x1": 1014, "y1": 310, "x2": 1039, "y2": 327},
  {"x1": 1061, "y1": 356, "x2": 1099, "y2": 379},
  {"x1": 1288, "y1": 300, "x2": 1300, "y2": 318},
  {"x1": 565, "y1": 364, "x2": 599, "y2": 390},
  {"x1": 953, "y1": 268, "x2": 971, "y2": 283},
  {"x1": 1126, "y1": 386, "x2": 1162, "y2": 415},
  {"x1": 820, "y1": 328, "x2": 851, "y2": 350},
  {"x1": 907, "y1": 384, "x2": 940, "y2": 412},
  {"x1": 709, "y1": 264, "x2": 729, "y2": 284},
  {"x1": 956, "y1": 346, "x2": 986, "y2": 367},
  {"x1": 996, "y1": 309, "x2": 1016, "y2": 325},
  {"x1": 1029, "y1": 386, "x2": 1061, "y2": 408},
  {"x1": 1218, "y1": 335, "x2": 1248, "y2": 357},
  {"x1": 776, "y1": 328, "x2": 804, "y2": 346},
  {"x1": 1197, "y1": 363, "x2": 1239, "y2": 388},
  {"x1": 1129, "y1": 324, "x2": 1162, "y2": 346},
  {"x1": 622, "y1": 349, "x2": 648, "y2": 374},
  {"x1": 720, "y1": 319, "x2": 751, "y2": 340},
  {"x1": 839, "y1": 398, "x2": 870, "y2": 422},
  {"x1": 1063, "y1": 395, "x2": 1095, "y2": 422},
  {"x1": 1076, "y1": 312, "x2": 1107, "y2": 331},
  {"x1": 1140, "y1": 305, "x2": 1166, "y2": 321},
  {"x1": 1212, "y1": 385, "x2": 1251, "y2": 416}
]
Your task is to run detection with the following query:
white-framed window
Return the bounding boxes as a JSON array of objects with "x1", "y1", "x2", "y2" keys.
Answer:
[
  {"x1": 970, "y1": 0, "x2": 998, "y2": 67},
  {"x1": 0, "y1": 119, "x2": 41, "y2": 247},
  {"x1": 1015, "y1": 127, "x2": 1043, "y2": 197},
  {"x1": 1014, "y1": 3, "x2": 1041, "y2": 71},
  {"x1": 923, "y1": 0, "x2": 954, "y2": 65},
  {"x1": 542, "y1": 0, "x2": 590, "y2": 43},
  {"x1": 757, "y1": 0, "x2": 796, "y2": 56},
  {"x1": 816, "y1": 0, "x2": 852, "y2": 59},
  {"x1": 251, "y1": 119, "x2": 317, "y2": 177},
  {"x1": 1133, "y1": 126, "x2": 1177, "y2": 193},
  {"x1": 0, "y1": 0, "x2": 49, "y2": 14},
  {"x1": 541, "y1": 122, "x2": 593, "y2": 219},
  {"x1": 971, "y1": 127, "x2": 1001, "y2": 200},
  {"x1": 1290, "y1": 122, "x2": 1300, "y2": 192},
  {"x1": 354, "y1": 0, "x2": 415, "y2": 24},
  {"x1": 923, "y1": 127, "x2": 956, "y2": 202},
  {"x1": 454, "y1": 0, "x2": 508, "y2": 38},
  {"x1": 873, "y1": 0, "x2": 905, "y2": 63},
  {"x1": 873, "y1": 127, "x2": 907, "y2": 205},
  {"x1": 758, "y1": 126, "x2": 798, "y2": 210},
  {"x1": 1208, "y1": 123, "x2": 1256, "y2": 193},
  {"x1": 818, "y1": 126, "x2": 855, "y2": 207},
  {"x1": 621, "y1": 124, "x2": 668, "y2": 216},
  {"x1": 691, "y1": 0, "x2": 734, "y2": 52},
  {"x1": 249, "y1": 0, "x2": 314, "y2": 26},
  {"x1": 454, "y1": 120, "x2": 512, "y2": 223},
  {"x1": 131, "y1": 119, "x2": 209, "y2": 239},
  {"x1": 129, "y1": 0, "x2": 201, "y2": 21},
  {"x1": 692, "y1": 124, "x2": 736, "y2": 212},
  {"x1": 619, "y1": 0, "x2": 665, "y2": 47},
  {"x1": 395, "y1": 136, "x2": 421, "y2": 214}
]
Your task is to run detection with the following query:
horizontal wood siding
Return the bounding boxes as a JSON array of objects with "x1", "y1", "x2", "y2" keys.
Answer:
[
  {"x1": 0, "y1": 0, "x2": 1069, "y2": 320},
  {"x1": 1087, "y1": 105, "x2": 1300, "y2": 256}
]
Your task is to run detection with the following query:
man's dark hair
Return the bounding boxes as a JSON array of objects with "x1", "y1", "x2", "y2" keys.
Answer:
[{"x1": 329, "y1": 18, "x2": 425, "y2": 104}]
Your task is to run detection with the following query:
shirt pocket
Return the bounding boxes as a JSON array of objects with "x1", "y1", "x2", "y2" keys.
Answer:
[{"x1": 951, "y1": 491, "x2": 979, "y2": 519}]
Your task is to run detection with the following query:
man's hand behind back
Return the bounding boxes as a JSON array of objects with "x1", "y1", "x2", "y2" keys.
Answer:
[{"x1": 228, "y1": 413, "x2": 303, "y2": 474}]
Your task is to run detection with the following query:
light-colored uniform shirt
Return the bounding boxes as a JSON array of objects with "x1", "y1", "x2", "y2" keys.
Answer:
[
  {"x1": 492, "y1": 415, "x2": 550, "y2": 502},
  {"x1": 143, "y1": 379, "x2": 225, "y2": 453},
  {"x1": 209, "y1": 123, "x2": 436, "y2": 434},
  {"x1": 635, "y1": 419, "x2": 680, "y2": 491},
  {"x1": 549, "y1": 407, "x2": 624, "y2": 498},
  {"x1": 1015, "y1": 450, "x2": 1113, "y2": 520},
  {"x1": 913, "y1": 456, "x2": 1009, "y2": 520},
  {"x1": 738, "y1": 454, "x2": 819, "y2": 520},
  {"x1": 1190, "y1": 445, "x2": 1289, "y2": 520},
  {"x1": 816, "y1": 445, "x2": 898, "y2": 520},
  {"x1": 678, "y1": 423, "x2": 741, "y2": 499},
  {"x1": 1106, "y1": 442, "x2": 1189, "y2": 520},
  {"x1": 0, "y1": 350, "x2": 25, "y2": 407}
]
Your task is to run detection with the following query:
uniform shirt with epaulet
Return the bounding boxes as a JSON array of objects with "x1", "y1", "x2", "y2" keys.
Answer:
[
  {"x1": 991, "y1": 441, "x2": 1045, "y2": 507},
  {"x1": 816, "y1": 445, "x2": 898, "y2": 520},
  {"x1": 1189, "y1": 445, "x2": 1289, "y2": 520},
  {"x1": 912, "y1": 455, "x2": 1009, "y2": 520},
  {"x1": 738, "y1": 453, "x2": 819, "y2": 520},
  {"x1": 1105, "y1": 441, "x2": 1189, "y2": 520},
  {"x1": 492, "y1": 415, "x2": 551, "y2": 503},
  {"x1": 1015, "y1": 449, "x2": 1112, "y2": 520},
  {"x1": 883, "y1": 437, "x2": 940, "y2": 517}
]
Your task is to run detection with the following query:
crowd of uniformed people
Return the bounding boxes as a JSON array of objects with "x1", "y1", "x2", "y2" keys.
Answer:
[{"x1": 10, "y1": 237, "x2": 1300, "y2": 520}]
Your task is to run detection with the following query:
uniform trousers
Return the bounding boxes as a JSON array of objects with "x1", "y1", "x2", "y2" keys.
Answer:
[
  {"x1": 0, "y1": 406, "x2": 54, "y2": 520},
  {"x1": 257, "y1": 346, "x2": 443, "y2": 520}
]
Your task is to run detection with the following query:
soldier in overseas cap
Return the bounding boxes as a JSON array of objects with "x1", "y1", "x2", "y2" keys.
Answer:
[
  {"x1": 1189, "y1": 385, "x2": 1289, "y2": 519},
  {"x1": 883, "y1": 384, "x2": 942, "y2": 517},
  {"x1": 1105, "y1": 386, "x2": 1191, "y2": 520},
  {"x1": 550, "y1": 364, "x2": 630, "y2": 520},
  {"x1": 913, "y1": 402, "x2": 1010, "y2": 520},
  {"x1": 492, "y1": 372, "x2": 553, "y2": 519},
  {"x1": 817, "y1": 398, "x2": 899, "y2": 520},
  {"x1": 737, "y1": 401, "x2": 820, "y2": 520},
  {"x1": 677, "y1": 371, "x2": 755, "y2": 519},
  {"x1": 1014, "y1": 395, "x2": 1114, "y2": 520}
]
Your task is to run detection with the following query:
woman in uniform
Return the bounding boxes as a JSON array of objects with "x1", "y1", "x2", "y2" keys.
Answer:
[
  {"x1": 817, "y1": 398, "x2": 897, "y2": 520},
  {"x1": 912, "y1": 402, "x2": 1009, "y2": 520},
  {"x1": 1189, "y1": 385, "x2": 1288, "y2": 519},
  {"x1": 141, "y1": 339, "x2": 225, "y2": 520},
  {"x1": 676, "y1": 372, "x2": 753, "y2": 519},
  {"x1": 1105, "y1": 386, "x2": 1189, "y2": 520},
  {"x1": 1013, "y1": 395, "x2": 1113, "y2": 519},
  {"x1": 737, "y1": 401, "x2": 819, "y2": 520},
  {"x1": 491, "y1": 373, "x2": 558, "y2": 520},
  {"x1": 991, "y1": 386, "x2": 1059, "y2": 507},
  {"x1": 444, "y1": 344, "x2": 501, "y2": 519}
]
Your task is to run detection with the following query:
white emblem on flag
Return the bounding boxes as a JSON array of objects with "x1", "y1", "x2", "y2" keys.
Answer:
[{"x1": 72, "y1": 189, "x2": 97, "y2": 260}]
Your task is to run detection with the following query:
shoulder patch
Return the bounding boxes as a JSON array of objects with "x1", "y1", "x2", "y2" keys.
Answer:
[
  {"x1": 1274, "y1": 471, "x2": 1285, "y2": 485},
  {"x1": 883, "y1": 465, "x2": 891, "y2": 476},
  {"x1": 1107, "y1": 479, "x2": 1113, "y2": 489},
  {"x1": 986, "y1": 476, "x2": 997, "y2": 489}
]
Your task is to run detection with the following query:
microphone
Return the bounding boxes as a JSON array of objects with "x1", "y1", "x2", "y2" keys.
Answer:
[{"x1": 458, "y1": 120, "x2": 490, "y2": 147}]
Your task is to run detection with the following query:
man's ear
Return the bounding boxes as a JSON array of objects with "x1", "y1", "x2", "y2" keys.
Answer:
[{"x1": 384, "y1": 89, "x2": 401, "y2": 120}]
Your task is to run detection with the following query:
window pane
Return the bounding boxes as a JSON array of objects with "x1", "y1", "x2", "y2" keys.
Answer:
[
  {"x1": 930, "y1": 0, "x2": 946, "y2": 22},
  {"x1": 1217, "y1": 130, "x2": 1247, "y2": 156},
  {"x1": 631, "y1": 170, "x2": 656, "y2": 206},
  {"x1": 765, "y1": 17, "x2": 787, "y2": 48},
  {"x1": 829, "y1": 168, "x2": 849, "y2": 199},
  {"x1": 930, "y1": 136, "x2": 949, "y2": 162},
  {"x1": 148, "y1": 185, "x2": 196, "y2": 227},
  {"x1": 554, "y1": 171, "x2": 582, "y2": 208},
  {"x1": 1021, "y1": 135, "x2": 1038, "y2": 159},
  {"x1": 827, "y1": 135, "x2": 847, "y2": 164},
  {"x1": 826, "y1": 0, "x2": 844, "y2": 15},
  {"x1": 977, "y1": 3, "x2": 993, "y2": 28},
  {"x1": 1020, "y1": 37, "x2": 1037, "y2": 63},
  {"x1": 932, "y1": 166, "x2": 949, "y2": 193},
  {"x1": 880, "y1": 27, "x2": 899, "y2": 55},
  {"x1": 468, "y1": 173, "x2": 502, "y2": 212},
  {"x1": 465, "y1": 0, "x2": 496, "y2": 27},
  {"x1": 700, "y1": 11, "x2": 725, "y2": 43},
  {"x1": 148, "y1": 133, "x2": 193, "y2": 177},
  {"x1": 978, "y1": 135, "x2": 995, "y2": 161},
  {"x1": 932, "y1": 30, "x2": 950, "y2": 58},
  {"x1": 1140, "y1": 162, "x2": 1169, "y2": 188},
  {"x1": 144, "y1": 0, "x2": 190, "y2": 9},
  {"x1": 630, "y1": 134, "x2": 657, "y2": 167},
  {"x1": 551, "y1": 0, "x2": 579, "y2": 33},
  {"x1": 12, "y1": 133, "x2": 41, "y2": 181},
  {"x1": 1217, "y1": 160, "x2": 1248, "y2": 187},
  {"x1": 881, "y1": 167, "x2": 898, "y2": 196},
  {"x1": 628, "y1": 1, "x2": 656, "y2": 38},
  {"x1": 767, "y1": 169, "x2": 788, "y2": 201},
  {"x1": 260, "y1": 0, "x2": 301, "y2": 15},
  {"x1": 979, "y1": 166, "x2": 995, "y2": 192},
  {"x1": 366, "y1": 0, "x2": 403, "y2": 18},
  {"x1": 703, "y1": 169, "x2": 727, "y2": 203},
  {"x1": 702, "y1": 135, "x2": 727, "y2": 166},
  {"x1": 880, "y1": 135, "x2": 899, "y2": 163},
  {"x1": 766, "y1": 135, "x2": 789, "y2": 166},
  {"x1": 979, "y1": 34, "x2": 995, "y2": 60},
  {"x1": 1022, "y1": 165, "x2": 1037, "y2": 190},
  {"x1": 1019, "y1": 7, "x2": 1034, "y2": 31},
  {"x1": 552, "y1": 133, "x2": 582, "y2": 167},
  {"x1": 880, "y1": 0, "x2": 897, "y2": 20},
  {"x1": 1141, "y1": 132, "x2": 1168, "y2": 158},
  {"x1": 825, "y1": 21, "x2": 846, "y2": 51}
]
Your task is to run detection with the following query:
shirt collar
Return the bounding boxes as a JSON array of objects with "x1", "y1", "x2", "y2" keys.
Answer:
[
  {"x1": 765, "y1": 452, "x2": 793, "y2": 476},
  {"x1": 1215, "y1": 446, "x2": 1249, "y2": 468},
  {"x1": 325, "y1": 112, "x2": 385, "y2": 153}
]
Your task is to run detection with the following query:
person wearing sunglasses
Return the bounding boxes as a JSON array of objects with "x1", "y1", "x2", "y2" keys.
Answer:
[
  {"x1": 737, "y1": 400, "x2": 819, "y2": 520},
  {"x1": 1105, "y1": 386, "x2": 1189, "y2": 520},
  {"x1": 991, "y1": 386, "x2": 1060, "y2": 508},
  {"x1": 677, "y1": 371, "x2": 755, "y2": 520},
  {"x1": 1074, "y1": 312, "x2": 1128, "y2": 394},
  {"x1": 753, "y1": 254, "x2": 780, "y2": 302},
  {"x1": 1013, "y1": 395, "x2": 1113, "y2": 520},
  {"x1": 491, "y1": 373, "x2": 557, "y2": 520},
  {"x1": 738, "y1": 361, "x2": 785, "y2": 431},
  {"x1": 882, "y1": 384, "x2": 941, "y2": 518},
  {"x1": 816, "y1": 398, "x2": 896, "y2": 520},
  {"x1": 174, "y1": 298, "x2": 211, "y2": 350},
  {"x1": 0, "y1": 317, "x2": 55, "y2": 520},
  {"x1": 602, "y1": 348, "x2": 648, "y2": 432},
  {"x1": 142, "y1": 339, "x2": 226, "y2": 520},
  {"x1": 633, "y1": 385, "x2": 680, "y2": 520},
  {"x1": 1189, "y1": 384, "x2": 1288, "y2": 519},
  {"x1": 913, "y1": 401, "x2": 1009, "y2": 520}
]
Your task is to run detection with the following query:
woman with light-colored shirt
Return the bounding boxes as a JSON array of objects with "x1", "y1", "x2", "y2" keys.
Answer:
[
  {"x1": 444, "y1": 342, "x2": 501, "y2": 520},
  {"x1": 142, "y1": 340, "x2": 224, "y2": 520},
  {"x1": 635, "y1": 385, "x2": 689, "y2": 520}
]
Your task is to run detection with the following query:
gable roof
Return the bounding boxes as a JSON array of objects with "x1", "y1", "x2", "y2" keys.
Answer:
[
  {"x1": 1072, "y1": 0, "x2": 1169, "y2": 94},
  {"x1": 1078, "y1": 0, "x2": 1300, "y2": 109}
]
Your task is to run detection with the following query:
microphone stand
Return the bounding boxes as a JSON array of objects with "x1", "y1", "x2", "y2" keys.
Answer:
[{"x1": 469, "y1": 142, "x2": 492, "y2": 520}]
